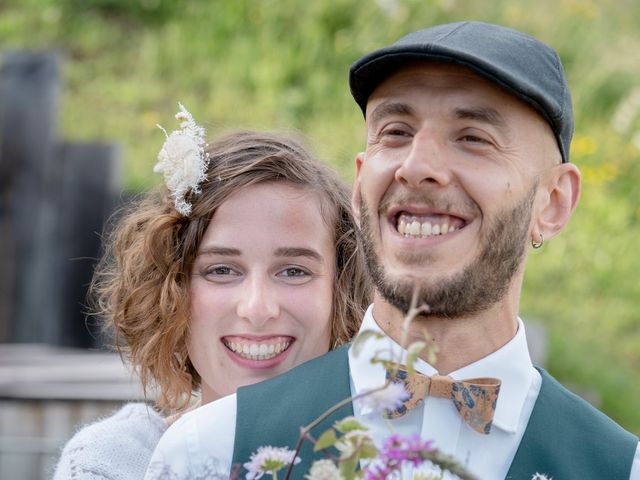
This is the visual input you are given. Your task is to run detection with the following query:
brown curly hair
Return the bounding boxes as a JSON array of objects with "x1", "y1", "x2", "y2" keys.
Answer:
[{"x1": 91, "y1": 130, "x2": 370, "y2": 412}]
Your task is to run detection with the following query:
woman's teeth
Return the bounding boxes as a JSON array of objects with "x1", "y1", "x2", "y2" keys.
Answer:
[
  {"x1": 224, "y1": 339, "x2": 291, "y2": 361},
  {"x1": 397, "y1": 218, "x2": 458, "y2": 238}
]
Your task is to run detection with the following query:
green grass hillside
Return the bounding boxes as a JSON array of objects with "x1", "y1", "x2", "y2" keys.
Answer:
[{"x1": 2, "y1": 0, "x2": 639, "y2": 434}]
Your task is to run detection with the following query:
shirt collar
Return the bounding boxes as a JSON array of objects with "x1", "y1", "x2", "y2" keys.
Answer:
[{"x1": 348, "y1": 304, "x2": 536, "y2": 434}]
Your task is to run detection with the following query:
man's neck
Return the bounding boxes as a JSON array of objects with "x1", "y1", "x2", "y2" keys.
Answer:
[{"x1": 371, "y1": 293, "x2": 519, "y2": 374}]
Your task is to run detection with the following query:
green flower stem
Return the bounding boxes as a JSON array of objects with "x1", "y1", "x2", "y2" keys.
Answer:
[
  {"x1": 283, "y1": 382, "x2": 392, "y2": 480},
  {"x1": 306, "y1": 433, "x2": 340, "y2": 462},
  {"x1": 283, "y1": 284, "x2": 435, "y2": 480}
]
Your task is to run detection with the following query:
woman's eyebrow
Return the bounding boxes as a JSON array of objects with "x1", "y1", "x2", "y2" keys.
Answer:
[
  {"x1": 197, "y1": 246, "x2": 241, "y2": 256},
  {"x1": 274, "y1": 247, "x2": 322, "y2": 261}
]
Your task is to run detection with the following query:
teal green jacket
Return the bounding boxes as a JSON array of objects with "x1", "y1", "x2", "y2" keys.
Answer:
[{"x1": 232, "y1": 345, "x2": 637, "y2": 479}]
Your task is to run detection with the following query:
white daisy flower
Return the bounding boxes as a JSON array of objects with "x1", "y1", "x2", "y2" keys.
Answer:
[
  {"x1": 243, "y1": 446, "x2": 300, "y2": 480},
  {"x1": 305, "y1": 459, "x2": 342, "y2": 480},
  {"x1": 360, "y1": 382, "x2": 410, "y2": 416}
]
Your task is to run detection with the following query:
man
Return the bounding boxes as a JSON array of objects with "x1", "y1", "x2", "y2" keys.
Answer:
[{"x1": 146, "y1": 22, "x2": 639, "y2": 480}]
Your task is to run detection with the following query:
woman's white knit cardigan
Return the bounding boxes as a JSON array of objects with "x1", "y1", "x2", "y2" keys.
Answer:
[{"x1": 52, "y1": 403, "x2": 166, "y2": 480}]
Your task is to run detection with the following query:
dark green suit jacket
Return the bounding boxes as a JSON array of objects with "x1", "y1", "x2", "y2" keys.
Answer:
[{"x1": 232, "y1": 345, "x2": 637, "y2": 479}]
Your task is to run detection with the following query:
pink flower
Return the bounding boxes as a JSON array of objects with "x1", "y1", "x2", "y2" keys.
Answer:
[{"x1": 363, "y1": 434, "x2": 434, "y2": 480}]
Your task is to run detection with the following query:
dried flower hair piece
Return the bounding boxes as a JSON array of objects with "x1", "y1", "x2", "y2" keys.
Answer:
[{"x1": 154, "y1": 103, "x2": 210, "y2": 216}]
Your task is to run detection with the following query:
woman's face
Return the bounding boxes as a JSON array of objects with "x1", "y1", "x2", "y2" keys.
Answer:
[{"x1": 188, "y1": 182, "x2": 335, "y2": 403}]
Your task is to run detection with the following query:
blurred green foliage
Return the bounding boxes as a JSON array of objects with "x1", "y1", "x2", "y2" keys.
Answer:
[{"x1": 1, "y1": 0, "x2": 638, "y2": 434}]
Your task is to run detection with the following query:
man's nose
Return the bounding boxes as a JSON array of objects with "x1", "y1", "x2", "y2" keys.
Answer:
[
  {"x1": 394, "y1": 132, "x2": 451, "y2": 188},
  {"x1": 236, "y1": 275, "x2": 280, "y2": 327}
]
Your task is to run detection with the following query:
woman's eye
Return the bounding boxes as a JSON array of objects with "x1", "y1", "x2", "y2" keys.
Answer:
[
  {"x1": 277, "y1": 266, "x2": 312, "y2": 284},
  {"x1": 202, "y1": 265, "x2": 239, "y2": 279},
  {"x1": 211, "y1": 266, "x2": 232, "y2": 275},
  {"x1": 280, "y1": 267, "x2": 309, "y2": 278}
]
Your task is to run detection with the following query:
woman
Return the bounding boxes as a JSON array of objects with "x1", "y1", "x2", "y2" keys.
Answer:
[{"x1": 53, "y1": 106, "x2": 370, "y2": 479}]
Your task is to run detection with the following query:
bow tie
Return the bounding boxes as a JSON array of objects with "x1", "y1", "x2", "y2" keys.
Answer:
[{"x1": 385, "y1": 364, "x2": 501, "y2": 435}]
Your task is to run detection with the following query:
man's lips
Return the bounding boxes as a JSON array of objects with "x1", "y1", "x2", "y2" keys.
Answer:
[
  {"x1": 388, "y1": 207, "x2": 469, "y2": 239},
  {"x1": 221, "y1": 336, "x2": 293, "y2": 361}
]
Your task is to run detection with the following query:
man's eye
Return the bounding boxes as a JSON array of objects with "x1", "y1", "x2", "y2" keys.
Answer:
[
  {"x1": 382, "y1": 128, "x2": 411, "y2": 137},
  {"x1": 459, "y1": 134, "x2": 490, "y2": 144}
]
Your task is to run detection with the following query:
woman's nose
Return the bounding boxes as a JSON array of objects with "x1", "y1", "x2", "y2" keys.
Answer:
[{"x1": 235, "y1": 275, "x2": 280, "y2": 327}]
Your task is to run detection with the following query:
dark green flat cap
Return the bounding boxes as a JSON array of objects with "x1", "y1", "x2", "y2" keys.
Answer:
[{"x1": 349, "y1": 21, "x2": 573, "y2": 162}]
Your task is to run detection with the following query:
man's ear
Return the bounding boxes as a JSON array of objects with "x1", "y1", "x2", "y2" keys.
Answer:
[
  {"x1": 533, "y1": 163, "x2": 581, "y2": 241},
  {"x1": 351, "y1": 152, "x2": 365, "y2": 226}
]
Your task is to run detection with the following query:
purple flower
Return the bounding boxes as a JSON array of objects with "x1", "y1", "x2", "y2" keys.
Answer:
[{"x1": 363, "y1": 434, "x2": 434, "y2": 480}]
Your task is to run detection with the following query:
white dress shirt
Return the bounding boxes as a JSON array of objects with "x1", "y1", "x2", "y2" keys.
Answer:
[{"x1": 145, "y1": 305, "x2": 640, "y2": 479}]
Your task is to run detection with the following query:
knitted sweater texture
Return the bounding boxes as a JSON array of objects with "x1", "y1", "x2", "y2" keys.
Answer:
[{"x1": 52, "y1": 403, "x2": 166, "y2": 480}]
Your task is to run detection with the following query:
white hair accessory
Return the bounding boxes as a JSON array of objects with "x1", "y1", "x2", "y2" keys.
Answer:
[{"x1": 154, "y1": 103, "x2": 210, "y2": 216}]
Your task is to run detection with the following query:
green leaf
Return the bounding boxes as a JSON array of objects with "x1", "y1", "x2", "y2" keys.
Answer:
[
  {"x1": 314, "y1": 429, "x2": 337, "y2": 451},
  {"x1": 370, "y1": 358, "x2": 395, "y2": 371},
  {"x1": 334, "y1": 416, "x2": 368, "y2": 433},
  {"x1": 339, "y1": 456, "x2": 359, "y2": 480},
  {"x1": 351, "y1": 329, "x2": 384, "y2": 357},
  {"x1": 357, "y1": 439, "x2": 378, "y2": 460},
  {"x1": 427, "y1": 343, "x2": 439, "y2": 366}
]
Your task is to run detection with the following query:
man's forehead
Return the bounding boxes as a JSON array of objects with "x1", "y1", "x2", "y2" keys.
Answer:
[{"x1": 365, "y1": 61, "x2": 546, "y2": 128}]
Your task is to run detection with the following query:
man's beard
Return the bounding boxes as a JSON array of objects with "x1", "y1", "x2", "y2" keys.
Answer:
[{"x1": 357, "y1": 187, "x2": 536, "y2": 317}]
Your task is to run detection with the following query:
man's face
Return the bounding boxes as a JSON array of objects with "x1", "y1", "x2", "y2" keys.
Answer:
[{"x1": 353, "y1": 62, "x2": 559, "y2": 316}]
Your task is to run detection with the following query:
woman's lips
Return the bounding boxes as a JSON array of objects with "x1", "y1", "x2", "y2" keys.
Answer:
[{"x1": 221, "y1": 336, "x2": 294, "y2": 368}]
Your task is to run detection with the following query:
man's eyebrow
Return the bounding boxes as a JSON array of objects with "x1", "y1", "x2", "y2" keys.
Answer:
[
  {"x1": 274, "y1": 247, "x2": 322, "y2": 261},
  {"x1": 368, "y1": 101, "x2": 415, "y2": 125},
  {"x1": 196, "y1": 246, "x2": 241, "y2": 256},
  {"x1": 455, "y1": 107, "x2": 507, "y2": 128}
]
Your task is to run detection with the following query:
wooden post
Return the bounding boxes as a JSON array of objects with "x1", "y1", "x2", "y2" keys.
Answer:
[
  {"x1": 0, "y1": 52, "x2": 122, "y2": 347},
  {"x1": 0, "y1": 51, "x2": 61, "y2": 344},
  {"x1": 55, "y1": 142, "x2": 121, "y2": 347}
]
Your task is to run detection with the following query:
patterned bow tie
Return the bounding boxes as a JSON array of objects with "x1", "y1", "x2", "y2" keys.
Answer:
[{"x1": 385, "y1": 364, "x2": 501, "y2": 435}]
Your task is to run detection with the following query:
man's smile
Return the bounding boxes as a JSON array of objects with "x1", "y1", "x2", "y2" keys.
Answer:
[
  {"x1": 396, "y1": 212, "x2": 466, "y2": 238},
  {"x1": 383, "y1": 202, "x2": 472, "y2": 240}
]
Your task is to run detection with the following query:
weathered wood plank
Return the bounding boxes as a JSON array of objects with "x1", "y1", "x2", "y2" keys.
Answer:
[
  {"x1": 0, "y1": 399, "x2": 125, "y2": 480},
  {"x1": 0, "y1": 51, "x2": 61, "y2": 344},
  {"x1": 55, "y1": 142, "x2": 122, "y2": 347},
  {"x1": 0, "y1": 344, "x2": 150, "y2": 401}
]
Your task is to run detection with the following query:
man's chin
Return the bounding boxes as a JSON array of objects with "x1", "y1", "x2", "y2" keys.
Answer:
[
  {"x1": 375, "y1": 275, "x2": 437, "y2": 314},
  {"x1": 382, "y1": 266, "x2": 450, "y2": 290}
]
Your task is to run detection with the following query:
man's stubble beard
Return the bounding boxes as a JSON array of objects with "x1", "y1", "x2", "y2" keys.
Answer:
[{"x1": 357, "y1": 187, "x2": 536, "y2": 317}]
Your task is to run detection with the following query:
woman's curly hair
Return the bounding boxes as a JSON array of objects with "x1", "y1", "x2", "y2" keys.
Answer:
[{"x1": 91, "y1": 130, "x2": 371, "y2": 412}]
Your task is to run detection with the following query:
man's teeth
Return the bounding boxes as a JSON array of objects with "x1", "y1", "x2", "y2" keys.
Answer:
[
  {"x1": 397, "y1": 218, "x2": 458, "y2": 238},
  {"x1": 225, "y1": 339, "x2": 291, "y2": 361}
]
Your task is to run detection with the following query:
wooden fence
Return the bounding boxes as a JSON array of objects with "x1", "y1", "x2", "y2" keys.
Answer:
[
  {"x1": 0, "y1": 51, "x2": 131, "y2": 479},
  {"x1": 0, "y1": 344, "x2": 149, "y2": 479},
  {"x1": 0, "y1": 51, "x2": 122, "y2": 348}
]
